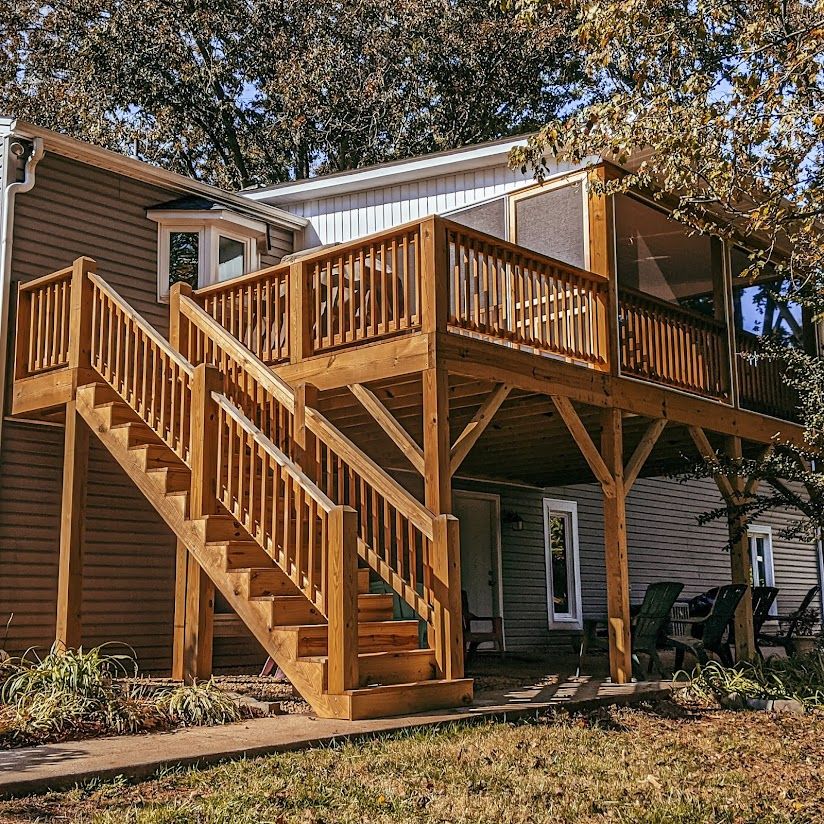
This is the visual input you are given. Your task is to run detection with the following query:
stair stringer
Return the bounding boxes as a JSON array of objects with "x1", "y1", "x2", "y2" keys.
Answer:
[{"x1": 74, "y1": 385, "x2": 359, "y2": 718}]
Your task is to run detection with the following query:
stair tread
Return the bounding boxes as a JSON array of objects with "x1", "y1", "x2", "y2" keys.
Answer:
[
  {"x1": 300, "y1": 648, "x2": 434, "y2": 664},
  {"x1": 348, "y1": 677, "x2": 472, "y2": 695}
]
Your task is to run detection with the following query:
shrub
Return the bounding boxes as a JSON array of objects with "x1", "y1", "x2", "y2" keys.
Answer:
[
  {"x1": 679, "y1": 652, "x2": 824, "y2": 708},
  {"x1": 155, "y1": 681, "x2": 243, "y2": 726}
]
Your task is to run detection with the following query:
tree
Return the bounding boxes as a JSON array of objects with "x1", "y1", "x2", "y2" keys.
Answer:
[
  {"x1": 508, "y1": 0, "x2": 824, "y2": 537},
  {"x1": 0, "y1": 0, "x2": 583, "y2": 189}
]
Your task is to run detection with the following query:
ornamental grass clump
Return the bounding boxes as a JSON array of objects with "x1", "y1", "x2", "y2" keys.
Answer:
[
  {"x1": 680, "y1": 652, "x2": 824, "y2": 709},
  {"x1": 156, "y1": 681, "x2": 243, "y2": 726},
  {"x1": 0, "y1": 643, "x2": 156, "y2": 743}
]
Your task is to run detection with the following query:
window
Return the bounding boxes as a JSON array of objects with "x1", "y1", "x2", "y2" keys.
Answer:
[
  {"x1": 148, "y1": 202, "x2": 266, "y2": 301},
  {"x1": 748, "y1": 525, "x2": 777, "y2": 614},
  {"x1": 543, "y1": 498, "x2": 582, "y2": 628}
]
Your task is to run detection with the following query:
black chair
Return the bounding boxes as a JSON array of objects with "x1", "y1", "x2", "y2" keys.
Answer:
[
  {"x1": 668, "y1": 584, "x2": 748, "y2": 668},
  {"x1": 758, "y1": 585, "x2": 821, "y2": 656},
  {"x1": 728, "y1": 586, "x2": 779, "y2": 658}
]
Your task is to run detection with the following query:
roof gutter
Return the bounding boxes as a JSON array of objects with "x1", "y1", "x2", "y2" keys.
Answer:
[{"x1": 0, "y1": 134, "x2": 45, "y2": 449}]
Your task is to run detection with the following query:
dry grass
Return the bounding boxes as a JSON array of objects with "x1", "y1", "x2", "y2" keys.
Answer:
[{"x1": 1, "y1": 699, "x2": 822, "y2": 824}]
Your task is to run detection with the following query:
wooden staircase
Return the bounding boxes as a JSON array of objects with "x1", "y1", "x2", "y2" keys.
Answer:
[{"x1": 33, "y1": 260, "x2": 471, "y2": 720}]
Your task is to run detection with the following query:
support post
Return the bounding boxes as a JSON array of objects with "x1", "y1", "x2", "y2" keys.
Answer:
[
  {"x1": 190, "y1": 364, "x2": 223, "y2": 519},
  {"x1": 600, "y1": 407, "x2": 633, "y2": 683},
  {"x1": 587, "y1": 165, "x2": 619, "y2": 374},
  {"x1": 725, "y1": 436, "x2": 756, "y2": 662},
  {"x1": 326, "y1": 505, "x2": 359, "y2": 694},
  {"x1": 295, "y1": 381, "x2": 319, "y2": 482},
  {"x1": 55, "y1": 400, "x2": 90, "y2": 650},
  {"x1": 169, "y1": 281, "x2": 193, "y2": 358},
  {"x1": 432, "y1": 514, "x2": 464, "y2": 680},
  {"x1": 289, "y1": 260, "x2": 312, "y2": 363},
  {"x1": 172, "y1": 539, "x2": 214, "y2": 682},
  {"x1": 68, "y1": 256, "x2": 96, "y2": 376}
]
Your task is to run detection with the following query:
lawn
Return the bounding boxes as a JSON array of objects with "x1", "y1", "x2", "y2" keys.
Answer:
[{"x1": 1, "y1": 699, "x2": 822, "y2": 824}]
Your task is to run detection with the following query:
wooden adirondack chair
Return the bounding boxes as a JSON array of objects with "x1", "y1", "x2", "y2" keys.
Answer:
[
  {"x1": 758, "y1": 585, "x2": 821, "y2": 656},
  {"x1": 731, "y1": 586, "x2": 778, "y2": 658},
  {"x1": 668, "y1": 584, "x2": 748, "y2": 668},
  {"x1": 462, "y1": 590, "x2": 504, "y2": 661},
  {"x1": 630, "y1": 581, "x2": 684, "y2": 679}
]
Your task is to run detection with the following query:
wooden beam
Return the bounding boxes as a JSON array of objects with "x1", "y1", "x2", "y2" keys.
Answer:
[
  {"x1": 623, "y1": 418, "x2": 667, "y2": 493},
  {"x1": 600, "y1": 407, "x2": 633, "y2": 684},
  {"x1": 743, "y1": 443, "x2": 774, "y2": 498},
  {"x1": 725, "y1": 436, "x2": 756, "y2": 663},
  {"x1": 289, "y1": 260, "x2": 312, "y2": 363},
  {"x1": 172, "y1": 540, "x2": 215, "y2": 682},
  {"x1": 55, "y1": 400, "x2": 89, "y2": 650},
  {"x1": 552, "y1": 395, "x2": 615, "y2": 497},
  {"x1": 687, "y1": 425, "x2": 736, "y2": 501},
  {"x1": 422, "y1": 366, "x2": 452, "y2": 515},
  {"x1": 450, "y1": 383, "x2": 511, "y2": 475},
  {"x1": 189, "y1": 364, "x2": 223, "y2": 519},
  {"x1": 349, "y1": 383, "x2": 425, "y2": 475}
]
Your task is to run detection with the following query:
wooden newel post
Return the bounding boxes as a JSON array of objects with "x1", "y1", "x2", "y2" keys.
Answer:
[
  {"x1": 295, "y1": 381, "x2": 319, "y2": 481},
  {"x1": 169, "y1": 281, "x2": 193, "y2": 358},
  {"x1": 289, "y1": 260, "x2": 312, "y2": 364},
  {"x1": 68, "y1": 256, "x2": 97, "y2": 375},
  {"x1": 432, "y1": 514, "x2": 464, "y2": 680},
  {"x1": 327, "y1": 505, "x2": 359, "y2": 694},
  {"x1": 190, "y1": 363, "x2": 223, "y2": 519},
  {"x1": 420, "y1": 216, "x2": 448, "y2": 336}
]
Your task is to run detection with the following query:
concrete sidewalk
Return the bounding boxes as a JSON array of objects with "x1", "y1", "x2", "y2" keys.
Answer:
[{"x1": 0, "y1": 678, "x2": 670, "y2": 798}]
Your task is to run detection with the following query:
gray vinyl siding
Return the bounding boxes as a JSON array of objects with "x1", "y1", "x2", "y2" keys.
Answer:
[
  {"x1": 452, "y1": 476, "x2": 821, "y2": 654},
  {"x1": 0, "y1": 151, "x2": 290, "y2": 673}
]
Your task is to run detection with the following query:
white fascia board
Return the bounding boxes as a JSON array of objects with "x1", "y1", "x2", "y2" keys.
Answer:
[
  {"x1": 244, "y1": 136, "x2": 538, "y2": 204},
  {"x1": 5, "y1": 118, "x2": 308, "y2": 232},
  {"x1": 146, "y1": 208, "x2": 268, "y2": 236}
]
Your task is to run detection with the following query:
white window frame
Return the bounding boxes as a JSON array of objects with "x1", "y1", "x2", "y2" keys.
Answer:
[
  {"x1": 543, "y1": 497, "x2": 583, "y2": 630},
  {"x1": 748, "y1": 524, "x2": 777, "y2": 614},
  {"x1": 148, "y1": 209, "x2": 266, "y2": 301}
]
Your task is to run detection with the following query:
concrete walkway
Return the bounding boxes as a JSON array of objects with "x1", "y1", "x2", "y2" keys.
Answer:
[{"x1": 0, "y1": 677, "x2": 669, "y2": 798}]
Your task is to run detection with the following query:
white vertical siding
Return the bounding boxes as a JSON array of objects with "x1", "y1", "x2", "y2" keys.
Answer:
[{"x1": 281, "y1": 163, "x2": 540, "y2": 247}]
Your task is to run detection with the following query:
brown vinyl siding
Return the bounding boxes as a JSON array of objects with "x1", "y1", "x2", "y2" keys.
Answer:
[{"x1": 0, "y1": 150, "x2": 291, "y2": 673}]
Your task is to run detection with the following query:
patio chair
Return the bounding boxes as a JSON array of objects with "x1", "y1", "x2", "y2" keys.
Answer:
[
  {"x1": 758, "y1": 585, "x2": 821, "y2": 656},
  {"x1": 576, "y1": 581, "x2": 683, "y2": 678},
  {"x1": 462, "y1": 590, "x2": 504, "y2": 661},
  {"x1": 668, "y1": 583, "x2": 748, "y2": 669},
  {"x1": 630, "y1": 581, "x2": 684, "y2": 679}
]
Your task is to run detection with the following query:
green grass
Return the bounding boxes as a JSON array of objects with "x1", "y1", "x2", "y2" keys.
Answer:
[{"x1": 2, "y1": 700, "x2": 823, "y2": 824}]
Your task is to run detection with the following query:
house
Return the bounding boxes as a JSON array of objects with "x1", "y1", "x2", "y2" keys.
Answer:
[{"x1": 1, "y1": 121, "x2": 822, "y2": 719}]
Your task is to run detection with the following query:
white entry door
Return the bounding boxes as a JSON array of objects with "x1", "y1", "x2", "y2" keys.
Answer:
[{"x1": 453, "y1": 491, "x2": 504, "y2": 648}]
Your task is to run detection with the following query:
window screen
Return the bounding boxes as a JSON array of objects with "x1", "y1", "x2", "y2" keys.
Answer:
[{"x1": 514, "y1": 183, "x2": 586, "y2": 269}]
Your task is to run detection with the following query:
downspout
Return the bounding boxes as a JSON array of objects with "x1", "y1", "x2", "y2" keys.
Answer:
[{"x1": 0, "y1": 136, "x2": 45, "y2": 450}]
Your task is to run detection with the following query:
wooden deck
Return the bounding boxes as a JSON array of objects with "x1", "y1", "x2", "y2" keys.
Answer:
[{"x1": 9, "y1": 206, "x2": 809, "y2": 713}]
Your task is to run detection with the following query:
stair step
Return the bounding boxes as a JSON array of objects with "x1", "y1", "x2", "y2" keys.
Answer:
[
  {"x1": 290, "y1": 620, "x2": 421, "y2": 657},
  {"x1": 242, "y1": 567, "x2": 303, "y2": 598},
  {"x1": 252, "y1": 592, "x2": 395, "y2": 627},
  {"x1": 80, "y1": 382, "x2": 119, "y2": 406},
  {"x1": 213, "y1": 540, "x2": 272, "y2": 570},
  {"x1": 302, "y1": 649, "x2": 438, "y2": 689},
  {"x1": 194, "y1": 516, "x2": 246, "y2": 543},
  {"x1": 130, "y1": 442, "x2": 178, "y2": 470},
  {"x1": 96, "y1": 401, "x2": 135, "y2": 427},
  {"x1": 146, "y1": 465, "x2": 191, "y2": 492},
  {"x1": 346, "y1": 678, "x2": 474, "y2": 721},
  {"x1": 113, "y1": 421, "x2": 162, "y2": 448},
  {"x1": 358, "y1": 568, "x2": 370, "y2": 594}
]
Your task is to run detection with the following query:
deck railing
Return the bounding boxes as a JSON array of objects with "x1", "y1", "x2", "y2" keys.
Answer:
[
  {"x1": 444, "y1": 221, "x2": 609, "y2": 367},
  {"x1": 14, "y1": 266, "x2": 74, "y2": 379},
  {"x1": 617, "y1": 287, "x2": 729, "y2": 399},
  {"x1": 736, "y1": 332, "x2": 799, "y2": 421}
]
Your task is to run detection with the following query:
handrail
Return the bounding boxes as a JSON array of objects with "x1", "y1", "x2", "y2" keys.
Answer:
[
  {"x1": 443, "y1": 219, "x2": 609, "y2": 366},
  {"x1": 213, "y1": 392, "x2": 336, "y2": 513},
  {"x1": 177, "y1": 290, "x2": 437, "y2": 622},
  {"x1": 89, "y1": 272, "x2": 194, "y2": 462},
  {"x1": 195, "y1": 261, "x2": 289, "y2": 297},
  {"x1": 18, "y1": 265, "x2": 73, "y2": 293},
  {"x1": 180, "y1": 293, "x2": 434, "y2": 538},
  {"x1": 617, "y1": 286, "x2": 728, "y2": 399}
]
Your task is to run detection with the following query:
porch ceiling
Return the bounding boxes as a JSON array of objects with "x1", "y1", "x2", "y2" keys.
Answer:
[{"x1": 317, "y1": 374, "x2": 762, "y2": 489}]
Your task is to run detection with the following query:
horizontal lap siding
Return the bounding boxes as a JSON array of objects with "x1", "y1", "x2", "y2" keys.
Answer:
[
  {"x1": 2, "y1": 153, "x2": 293, "y2": 673},
  {"x1": 449, "y1": 477, "x2": 821, "y2": 654}
]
